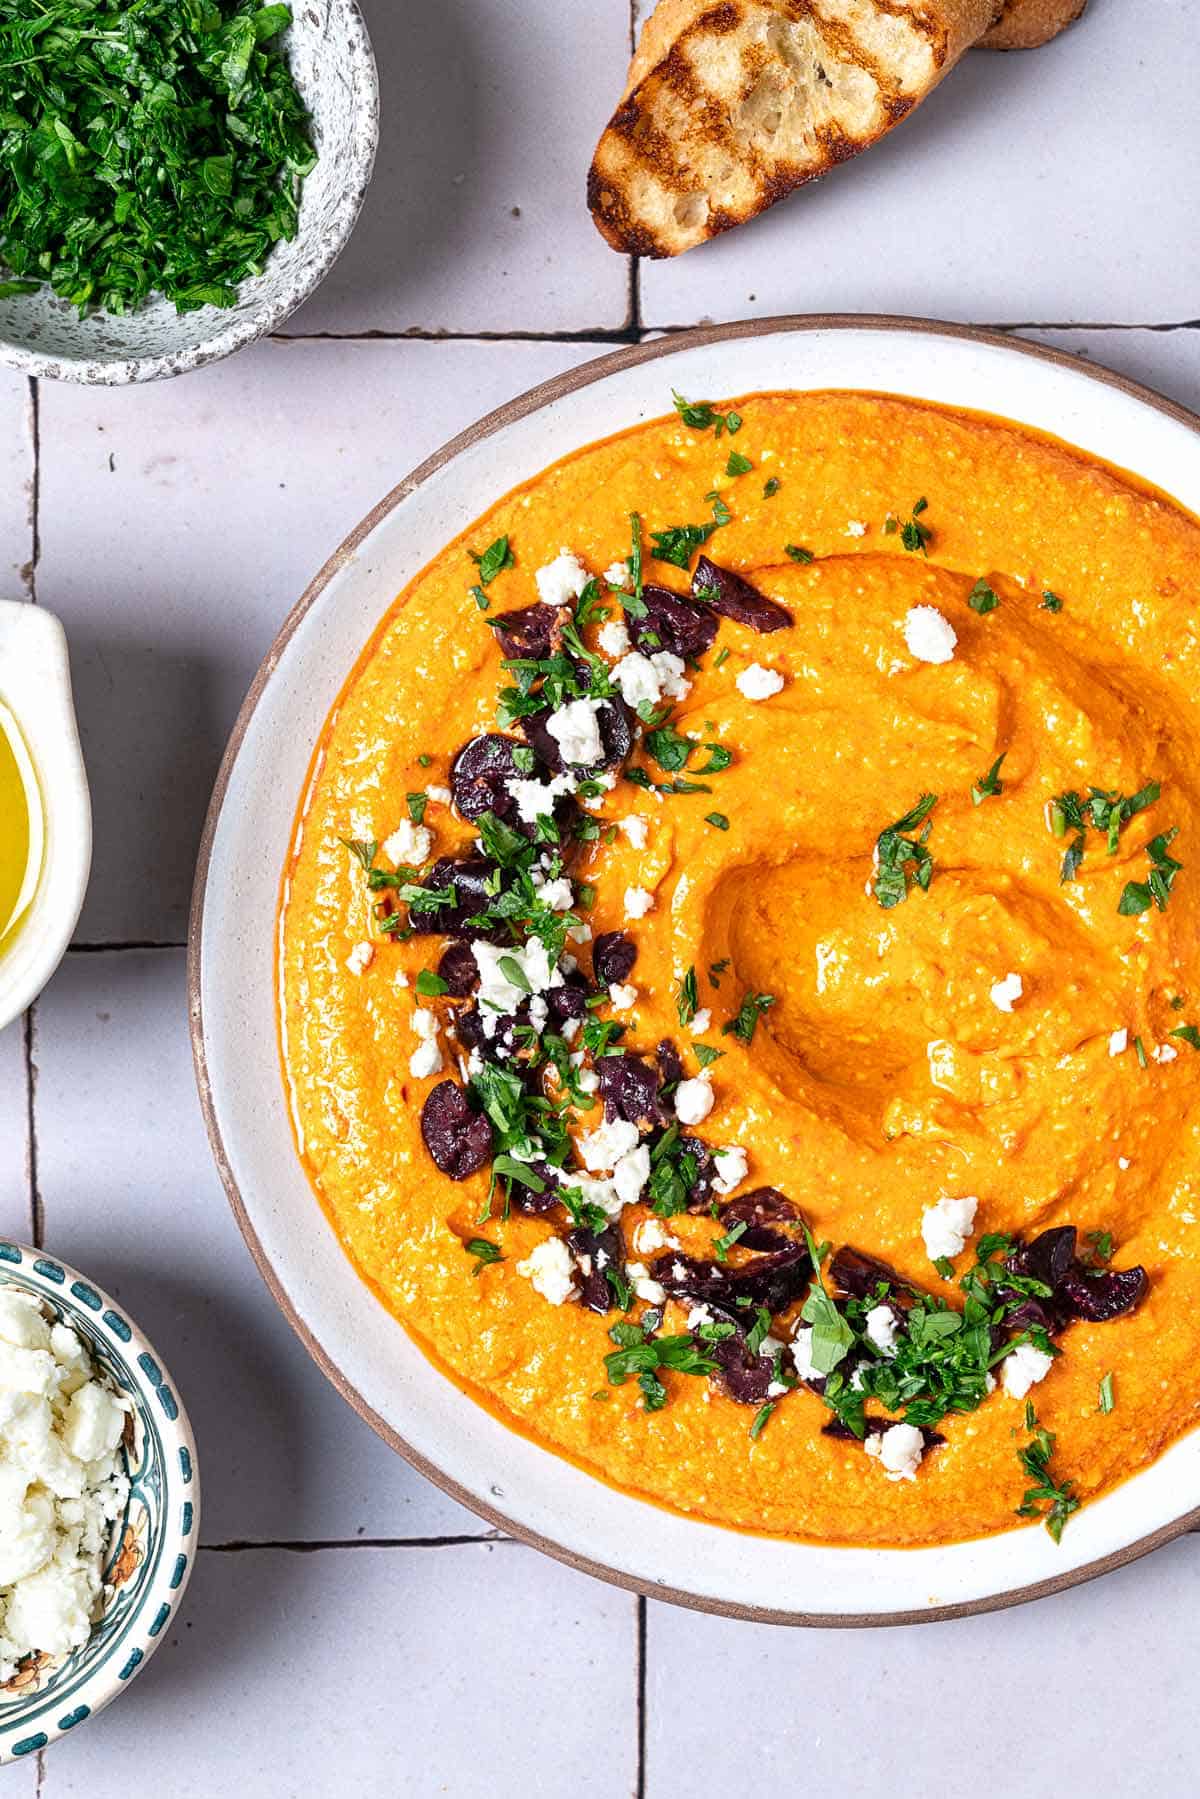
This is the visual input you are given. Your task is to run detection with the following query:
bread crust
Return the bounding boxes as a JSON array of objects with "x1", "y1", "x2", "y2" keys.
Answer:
[
  {"x1": 589, "y1": 0, "x2": 1000, "y2": 258},
  {"x1": 980, "y1": 0, "x2": 1087, "y2": 49}
]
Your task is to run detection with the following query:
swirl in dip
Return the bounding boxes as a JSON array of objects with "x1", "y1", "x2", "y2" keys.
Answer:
[{"x1": 278, "y1": 391, "x2": 1200, "y2": 1547}]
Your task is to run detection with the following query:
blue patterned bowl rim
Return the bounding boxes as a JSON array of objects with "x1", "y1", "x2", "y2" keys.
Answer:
[{"x1": 0, "y1": 1243, "x2": 200, "y2": 1763}]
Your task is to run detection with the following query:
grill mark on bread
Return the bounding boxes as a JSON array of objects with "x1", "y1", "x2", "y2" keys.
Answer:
[{"x1": 589, "y1": 0, "x2": 997, "y2": 257}]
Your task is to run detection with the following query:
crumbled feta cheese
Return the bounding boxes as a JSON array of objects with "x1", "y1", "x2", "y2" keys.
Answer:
[
  {"x1": 533, "y1": 876, "x2": 574, "y2": 912},
  {"x1": 546, "y1": 698, "x2": 604, "y2": 767},
  {"x1": 578, "y1": 1118, "x2": 640, "y2": 1173},
  {"x1": 1001, "y1": 1342, "x2": 1055, "y2": 1399},
  {"x1": 472, "y1": 938, "x2": 557, "y2": 1025},
  {"x1": 508, "y1": 771, "x2": 575, "y2": 824},
  {"x1": 902, "y1": 605, "x2": 957, "y2": 665},
  {"x1": 626, "y1": 1262, "x2": 668, "y2": 1306},
  {"x1": 686, "y1": 1304, "x2": 714, "y2": 1332},
  {"x1": 516, "y1": 1237, "x2": 577, "y2": 1306},
  {"x1": 346, "y1": 941, "x2": 373, "y2": 977},
  {"x1": 989, "y1": 972, "x2": 1023, "y2": 1012},
  {"x1": 0, "y1": 1289, "x2": 131, "y2": 1681},
  {"x1": 411, "y1": 1007, "x2": 439, "y2": 1041},
  {"x1": 1153, "y1": 1043, "x2": 1178, "y2": 1064},
  {"x1": 844, "y1": 519, "x2": 868, "y2": 537},
  {"x1": 864, "y1": 1422, "x2": 925, "y2": 1482},
  {"x1": 689, "y1": 1008, "x2": 712, "y2": 1036},
  {"x1": 921, "y1": 1196, "x2": 978, "y2": 1262},
  {"x1": 597, "y1": 620, "x2": 631, "y2": 658},
  {"x1": 623, "y1": 886, "x2": 654, "y2": 920},
  {"x1": 865, "y1": 1305, "x2": 899, "y2": 1357},
  {"x1": 735, "y1": 663, "x2": 785, "y2": 701},
  {"x1": 1118, "y1": 1156, "x2": 1130, "y2": 1171},
  {"x1": 1108, "y1": 1028, "x2": 1128, "y2": 1057},
  {"x1": 649, "y1": 651, "x2": 691, "y2": 700},
  {"x1": 611, "y1": 651, "x2": 663, "y2": 710},
  {"x1": 619, "y1": 814, "x2": 648, "y2": 851},
  {"x1": 382, "y1": 819, "x2": 432, "y2": 866},
  {"x1": 674, "y1": 1075, "x2": 714, "y2": 1126},
  {"x1": 612, "y1": 1146, "x2": 651, "y2": 1209},
  {"x1": 534, "y1": 549, "x2": 589, "y2": 608},
  {"x1": 408, "y1": 1037, "x2": 444, "y2": 1079},
  {"x1": 791, "y1": 1326, "x2": 821, "y2": 1382},
  {"x1": 603, "y1": 561, "x2": 629, "y2": 588},
  {"x1": 633, "y1": 1217, "x2": 677, "y2": 1257},
  {"x1": 608, "y1": 982, "x2": 637, "y2": 1012},
  {"x1": 712, "y1": 1146, "x2": 749, "y2": 1195},
  {"x1": 426, "y1": 784, "x2": 452, "y2": 807}
]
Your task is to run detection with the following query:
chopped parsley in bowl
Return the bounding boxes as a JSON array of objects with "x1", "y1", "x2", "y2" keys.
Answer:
[{"x1": 0, "y1": 0, "x2": 377, "y2": 383}]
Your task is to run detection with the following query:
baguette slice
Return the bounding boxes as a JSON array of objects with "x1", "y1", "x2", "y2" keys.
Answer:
[
  {"x1": 589, "y1": 0, "x2": 999, "y2": 258},
  {"x1": 980, "y1": 0, "x2": 1086, "y2": 49}
]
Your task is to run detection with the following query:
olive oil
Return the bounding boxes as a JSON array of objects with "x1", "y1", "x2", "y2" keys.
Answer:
[{"x1": 0, "y1": 701, "x2": 41, "y2": 949}]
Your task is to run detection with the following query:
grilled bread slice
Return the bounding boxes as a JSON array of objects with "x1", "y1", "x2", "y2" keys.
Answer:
[
  {"x1": 980, "y1": 0, "x2": 1086, "y2": 49},
  {"x1": 589, "y1": 0, "x2": 1001, "y2": 258}
]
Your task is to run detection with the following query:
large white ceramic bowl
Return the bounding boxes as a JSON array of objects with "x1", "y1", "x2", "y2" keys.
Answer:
[{"x1": 190, "y1": 318, "x2": 1200, "y2": 1624}]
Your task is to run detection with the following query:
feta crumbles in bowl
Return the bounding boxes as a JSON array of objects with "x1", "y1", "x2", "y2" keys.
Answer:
[{"x1": 0, "y1": 1245, "x2": 198, "y2": 1764}]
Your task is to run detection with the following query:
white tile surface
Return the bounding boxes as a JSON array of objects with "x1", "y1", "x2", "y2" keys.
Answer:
[
  {"x1": 31, "y1": 948, "x2": 489, "y2": 1544},
  {"x1": 646, "y1": 1533, "x2": 1200, "y2": 1798},
  {"x1": 639, "y1": 6, "x2": 1200, "y2": 328},
  {"x1": 0, "y1": 370, "x2": 33, "y2": 600},
  {"x1": 36, "y1": 336, "x2": 605, "y2": 943},
  {"x1": 285, "y1": 0, "x2": 633, "y2": 336},
  {"x1": 1022, "y1": 326, "x2": 1200, "y2": 419},
  {"x1": 0, "y1": 1012, "x2": 29, "y2": 1243},
  {"x1": 41, "y1": 1541, "x2": 637, "y2": 1796}
]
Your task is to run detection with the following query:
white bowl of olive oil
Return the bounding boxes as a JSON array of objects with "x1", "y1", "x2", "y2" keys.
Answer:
[{"x1": 0, "y1": 603, "x2": 90, "y2": 1031}]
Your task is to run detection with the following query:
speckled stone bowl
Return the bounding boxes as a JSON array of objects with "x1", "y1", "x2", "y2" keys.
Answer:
[
  {"x1": 0, "y1": 0, "x2": 378, "y2": 385},
  {"x1": 0, "y1": 1245, "x2": 199, "y2": 1765}
]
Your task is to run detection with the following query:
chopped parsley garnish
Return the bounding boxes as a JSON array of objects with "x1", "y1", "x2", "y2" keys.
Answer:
[
  {"x1": 873, "y1": 792, "x2": 938, "y2": 909},
  {"x1": 722, "y1": 991, "x2": 775, "y2": 1044},
  {"x1": 967, "y1": 579, "x2": 999, "y2": 615},
  {"x1": 1040, "y1": 590, "x2": 1064, "y2": 612},
  {"x1": 464, "y1": 1238, "x2": 503, "y2": 1273},
  {"x1": 693, "y1": 1043, "x2": 724, "y2": 1069},
  {"x1": 650, "y1": 521, "x2": 720, "y2": 569},
  {"x1": 749, "y1": 1401, "x2": 776, "y2": 1440},
  {"x1": 1118, "y1": 827, "x2": 1182, "y2": 916},
  {"x1": 708, "y1": 957, "x2": 730, "y2": 988},
  {"x1": 1098, "y1": 1372, "x2": 1115, "y2": 1414},
  {"x1": 0, "y1": 0, "x2": 316, "y2": 316},
  {"x1": 705, "y1": 812, "x2": 729, "y2": 831},
  {"x1": 1134, "y1": 1034, "x2": 1148, "y2": 1069},
  {"x1": 785, "y1": 543, "x2": 814, "y2": 564},
  {"x1": 725, "y1": 449, "x2": 753, "y2": 477},
  {"x1": 469, "y1": 534, "x2": 514, "y2": 587},
  {"x1": 644, "y1": 725, "x2": 693, "y2": 772},
  {"x1": 604, "y1": 1326, "x2": 718, "y2": 1409},
  {"x1": 1170, "y1": 1023, "x2": 1200, "y2": 1049},
  {"x1": 763, "y1": 477, "x2": 781, "y2": 499},
  {"x1": 341, "y1": 837, "x2": 378, "y2": 871},
  {"x1": 885, "y1": 498, "x2": 931, "y2": 555},
  {"x1": 1060, "y1": 834, "x2": 1086, "y2": 884},
  {"x1": 671, "y1": 391, "x2": 741, "y2": 436},
  {"x1": 406, "y1": 791, "x2": 428, "y2": 824},
  {"x1": 415, "y1": 969, "x2": 449, "y2": 997},
  {"x1": 713, "y1": 1220, "x2": 747, "y2": 1263},
  {"x1": 971, "y1": 753, "x2": 1006, "y2": 806},
  {"x1": 1016, "y1": 1412, "x2": 1079, "y2": 1543},
  {"x1": 676, "y1": 966, "x2": 699, "y2": 1027}
]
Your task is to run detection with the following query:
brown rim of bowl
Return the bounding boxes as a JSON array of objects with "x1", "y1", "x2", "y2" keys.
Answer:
[{"x1": 187, "y1": 313, "x2": 1200, "y2": 1627}]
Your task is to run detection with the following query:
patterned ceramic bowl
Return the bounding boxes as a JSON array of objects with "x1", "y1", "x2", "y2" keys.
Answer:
[
  {"x1": 0, "y1": 1244, "x2": 200, "y2": 1764},
  {"x1": 0, "y1": 0, "x2": 378, "y2": 385}
]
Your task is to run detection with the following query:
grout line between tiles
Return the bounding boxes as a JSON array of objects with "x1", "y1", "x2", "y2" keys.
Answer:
[
  {"x1": 634, "y1": 1595, "x2": 647, "y2": 1799},
  {"x1": 265, "y1": 319, "x2": 1200, "y2": 348},
  {"x1": 21, "y1": 1006, "x2": 41, "y2": 1250},
  {"x1": 201, "y1": 1532, "x2": 510, "y2": 1554},
  {"x1": 24, "y1": 376, "x2": 39, "y2": 606},
  {"x1": 270, "y1": 325, "x2": 642, "y2": 347},
  {"x1": 68, "y1": 940, "x2": 187, "y2": 954}
]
